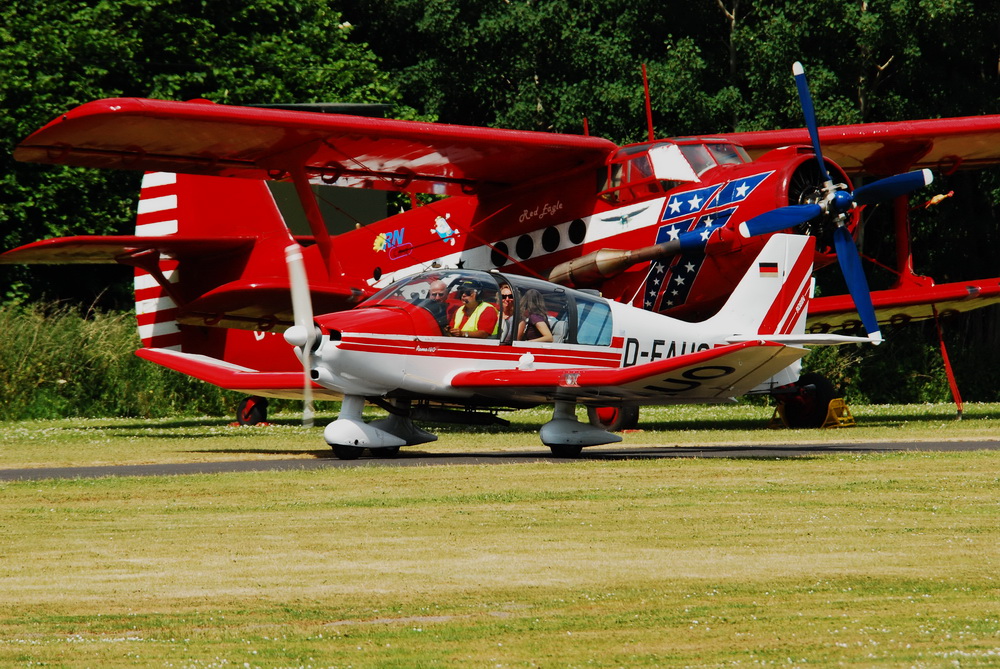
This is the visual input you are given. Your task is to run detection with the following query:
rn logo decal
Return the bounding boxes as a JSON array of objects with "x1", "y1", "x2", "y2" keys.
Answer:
[{"x1": 374, "y1": 228, "x2": 413, "y2": 259}]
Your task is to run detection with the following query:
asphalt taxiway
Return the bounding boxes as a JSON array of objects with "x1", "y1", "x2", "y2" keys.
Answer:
[{"x1": 2, "y1": 440, "x2": 998, "y2": 481}]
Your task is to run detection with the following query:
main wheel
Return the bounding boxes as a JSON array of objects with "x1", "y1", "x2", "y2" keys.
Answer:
[
  {"x1": 236, "y1": 396, "x2": 268, "y2": 425},
  {"x1": 370, "y1": 446, "x2": 401, "y2": 459},
  {"x1": 549, "y1": 444, "x2": 583, "y2": 458},
  {"x1": 782, "y1": 373, "x2": 836, "y2": 428},
  {"x1": 332, "y1": 444, "x2": 364, "y2": 460},
  {"x1": 587, "y1": 404, "x2": 639, "y2": 431}
]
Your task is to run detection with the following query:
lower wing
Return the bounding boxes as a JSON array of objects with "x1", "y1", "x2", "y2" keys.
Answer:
[
  {"x1": 136, "y1": 348, "x2": 339, "y2": 400},
  {"x1": 808, "y1": 278, "x2": 1000, "y2": 332}
]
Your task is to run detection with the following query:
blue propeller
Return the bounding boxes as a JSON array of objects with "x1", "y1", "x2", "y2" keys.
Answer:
[
  {"x1": 739, "y1": 62, "x2": 936, "y2": 343},
  {"x1": 738, "y1": 204, "x2": 824, "y2": 239}
]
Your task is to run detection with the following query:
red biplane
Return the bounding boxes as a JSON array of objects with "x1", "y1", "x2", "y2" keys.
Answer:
[{"x1": 5, "y1": 63, "x2": 999, "y2": 431}]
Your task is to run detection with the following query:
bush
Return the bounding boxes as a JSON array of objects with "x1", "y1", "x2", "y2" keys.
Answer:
[{"x1": 0, "y1": 302, "x2": 246, "y2": 421}]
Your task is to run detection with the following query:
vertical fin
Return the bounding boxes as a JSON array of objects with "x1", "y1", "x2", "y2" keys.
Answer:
[
  {"x1": 704, "y1": 234, "x2": 816, "y2": 337},
  {"x1": 132, "y1": 172, "x2": 291, "y2": 353}
]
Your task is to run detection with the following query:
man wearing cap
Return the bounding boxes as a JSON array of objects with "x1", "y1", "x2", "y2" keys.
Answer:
[{"x1": 449, "y1": 281, "x2": 499, "y2": 338}]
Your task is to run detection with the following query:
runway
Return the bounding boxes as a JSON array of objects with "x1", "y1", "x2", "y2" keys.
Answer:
[{"x1": 2, "y1": 440, "x2": 998, "y2": 481}]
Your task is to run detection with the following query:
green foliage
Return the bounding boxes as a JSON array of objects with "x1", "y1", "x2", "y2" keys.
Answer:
[
  {"x1": 1, "y1": 0, "x2": 405, "y2": 307},
  {"x1": 0, "y1": 302, "x2": 247, "y2": 420},
  {"x1": 3, "y1": 1, "x2": 1000, "y2": 406},
  {"x1": 347, "y1": 0, "x2": 1000, "y2": 136}
]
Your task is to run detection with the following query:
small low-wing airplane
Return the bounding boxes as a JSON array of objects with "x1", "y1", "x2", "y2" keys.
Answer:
[
  {"x1": 4, "y1": 63, "x2": 999, "y2": 425},
  {"x1": 143, "y1": 233, "x2": 870, "y2": 458}
]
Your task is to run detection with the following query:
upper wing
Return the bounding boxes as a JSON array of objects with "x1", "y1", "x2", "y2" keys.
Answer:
[
  {"x1": 808, "y1": 278, "x2": 1000, "y2": 332},
  {"x1": 721, "y1": 115, "x2": 1000, "y2": 176},
  {"x1": 14, "y1": 98, "x2": 617, "y2": 197},
  {"x1": 450, "y1": 341, "x2": 807, "y2": 405}
]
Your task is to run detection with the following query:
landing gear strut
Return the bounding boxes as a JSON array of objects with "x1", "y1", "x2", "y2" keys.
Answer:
[
  {"x1": 541, "y1": 401, "x2": 621, "y2": 457},
  {"x1": 324, "y1": 396, "x2": 437, "y2": 460}
]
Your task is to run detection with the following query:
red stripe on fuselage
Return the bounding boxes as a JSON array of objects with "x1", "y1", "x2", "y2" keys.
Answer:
[{"x1": 338, "y1": 335, "x2": 622, "y2": 367}]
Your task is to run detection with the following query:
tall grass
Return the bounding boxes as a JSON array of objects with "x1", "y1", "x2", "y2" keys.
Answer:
[
  {"x1": 0, "y1": 302, "x2": 243, "y2": 421},
  {"x1": 2, "y1": 301, "x2": 993, "y2": 421}
]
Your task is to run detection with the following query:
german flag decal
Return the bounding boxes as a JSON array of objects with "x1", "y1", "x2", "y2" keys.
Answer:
[{"x1": 759, "y1": 261, "x2": 779, "y2": 277}]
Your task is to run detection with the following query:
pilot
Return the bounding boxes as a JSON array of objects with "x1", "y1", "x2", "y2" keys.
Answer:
[
  {"x1": 449, "y1": 280, "x2": 499, "y2": 338},
  {"x1": 517, "y1": 289, "x2": 553, "y2": 342}
]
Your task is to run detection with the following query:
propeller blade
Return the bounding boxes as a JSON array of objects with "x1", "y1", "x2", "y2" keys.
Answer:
[
  {"x1": 852, "y1": 169, "x2": 934, "y2": 205},
  {"x1": 792, "y1": 61, "x2": 832, "y2": 185},
  {"x1": 832, "y1": 226, "x2": 882, "y2": 344},
  {"x1": 284, "y1": 243, "x2": 315, "y2": 427},
  {"x1": 738, "y1": 204, "x2": 823, "y2": 238}
]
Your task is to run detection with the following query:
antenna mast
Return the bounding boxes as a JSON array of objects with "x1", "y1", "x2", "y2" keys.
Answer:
[{"x1": 642, "y1": 64, "x2": 654, "y2": 141}]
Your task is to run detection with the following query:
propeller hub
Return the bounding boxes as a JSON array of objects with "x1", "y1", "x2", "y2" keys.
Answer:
[
  {"x1": 830, "y1": 189, "x2": 854, "y2": 214},
  {"x1": 284, "y1": 325, "x2": 308, "y2": 348}
]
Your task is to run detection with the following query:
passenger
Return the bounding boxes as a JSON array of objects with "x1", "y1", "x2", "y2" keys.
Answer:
[
  {"x1": 424, "y1": 279, "x2": 451, "y2": 331},
  {"x1": 498, "y1": 285, "x2": 516, "y2": 344},
  {"x1": 449, "y1": 281, "x2": 499, "y2": 338},
  {"x1": 517, "y1": 289, "x2": 553, "y2": 342}
]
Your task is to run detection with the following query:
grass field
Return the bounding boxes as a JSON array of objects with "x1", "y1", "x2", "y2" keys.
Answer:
[{"x1": 1, "y1": 403, "x2": 999, "y2": 667}]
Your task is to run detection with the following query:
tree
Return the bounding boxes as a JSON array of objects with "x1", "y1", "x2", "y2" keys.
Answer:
[{"x1": 1, "y1": 0, "x2": 402, "y2": 307}]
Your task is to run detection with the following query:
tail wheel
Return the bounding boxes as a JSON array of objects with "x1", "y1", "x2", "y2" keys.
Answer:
[
  {"x1": 781, "y1": 373, "x2": 835, "y2": 428},
  {"x1": 587, "y1": 404, "x2": 639, "y2": 431},
  {"x1": 237, "y1": 396, "x2": 268, "y2": 426}
]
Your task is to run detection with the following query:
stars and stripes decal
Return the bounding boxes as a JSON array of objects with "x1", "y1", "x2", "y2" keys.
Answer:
[{"x1": 643, "y1": 171, "x2": 774, "y2": 313}]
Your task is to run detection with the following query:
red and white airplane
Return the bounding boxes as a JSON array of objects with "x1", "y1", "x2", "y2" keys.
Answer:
[
  {"x1": 270, "y1": 233, "x2": 866, "y2": 458},
  {"x1": 5, "y1": 63, "x2": 999, "y2": 426}
]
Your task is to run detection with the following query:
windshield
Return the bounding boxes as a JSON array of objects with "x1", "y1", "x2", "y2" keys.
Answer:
[{"x1": 359, "y1": 270, "x2": 614, "y2": 346}]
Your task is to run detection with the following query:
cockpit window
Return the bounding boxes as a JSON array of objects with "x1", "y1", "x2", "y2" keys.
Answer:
[
  {"x1": 360, "y1": 270, "x2": 616, "y2": 347},
  {"x1": 575, "y1": 293, "x2": 613, "y2": 346},
  {"x1": 677, "y1": 144, "x2": 716, "y2": 176},
  {"x1": 360, "y1": 270, "x2": 501, "y2": 336},
  {"x1": 705, "y1": 142, "x2": 750, "y2": 165},
  {"x1": 362, "y1": 270, "x2": 500, "y2": 309}
]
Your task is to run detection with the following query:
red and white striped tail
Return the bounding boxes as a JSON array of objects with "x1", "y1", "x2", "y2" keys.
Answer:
[{"x1": 134, "y1": 172, "x2": 182, "y2": 350}]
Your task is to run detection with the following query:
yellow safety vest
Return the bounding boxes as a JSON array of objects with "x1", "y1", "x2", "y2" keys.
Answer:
[{"x1": 452, "y1": 302, "x2": 498, "y2": 335}]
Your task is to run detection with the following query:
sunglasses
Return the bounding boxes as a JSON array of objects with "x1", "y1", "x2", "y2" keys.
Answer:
[
  {"x1": 501, "y1": 294, "x2": 514, "y2": 300},
  {"x1": 460, "y1": 289, "x2": 475, "y2": 296}
]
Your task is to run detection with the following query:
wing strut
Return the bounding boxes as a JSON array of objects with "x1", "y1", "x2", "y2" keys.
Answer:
[{"x1": 290, "y1": 166, "x2": 339, "y2": 279}]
